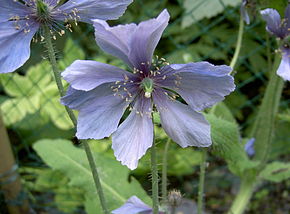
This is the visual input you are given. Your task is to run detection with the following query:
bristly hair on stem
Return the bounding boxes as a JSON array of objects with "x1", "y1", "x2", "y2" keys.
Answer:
[{"x1": 42, "y1": 25, "x2": 109, "y2": 214}]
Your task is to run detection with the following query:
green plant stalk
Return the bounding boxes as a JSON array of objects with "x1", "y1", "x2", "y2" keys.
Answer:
[
  {"x1": 251, "y1": 54, "x2": 284, "y2": 166},
  {"x1": 230, "y1": 14, "x2": 244, "y2": 71},
  {"x1": 43, "y1": 26, "x2": 109, "y2": 214},
  {"x1": 161, "y1": 138, "x2": 170, "y2": 203},
  {"x1": 228, "y1": 54, "x2": 284, "y2": 214},
  {"x1": 228, "y1": 178, "x2": 255, "y2": 214},
  {"x1": 151, "y1": 135, "x2": 159, "y2": 214},
  {"x1": 197, "y1": 148, "x2": 207, "y2": 214}
]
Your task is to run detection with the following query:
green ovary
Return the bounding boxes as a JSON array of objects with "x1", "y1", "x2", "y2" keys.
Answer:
[{"x1": 141, "y1": 77, "x2": 154, "y2": 98}]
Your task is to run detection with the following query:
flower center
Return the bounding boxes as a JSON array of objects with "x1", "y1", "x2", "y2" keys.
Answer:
[
  {"x1": 36, "y1": 0, "x2": 51, "y2": 23},
  {"x1": 141, "y1": 77, "x2": 154, "y2": 98}
]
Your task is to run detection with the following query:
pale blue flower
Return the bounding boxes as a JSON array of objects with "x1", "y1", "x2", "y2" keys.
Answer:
[
  {"x1": 112, "y1": 196, "x2": 164, "y2": 214},
  {"x1": 61, "y1": 10, "x2": 235, "y2": 169},
  {"x1": 0, "y1": 0, "x2": 132, "y2": 73},
  {"x1": 244, "y1": 138, "x2": 255, "y2": 157},
  {"x1": 261, "y1": 5, "x2": 290, "y2": 81}
]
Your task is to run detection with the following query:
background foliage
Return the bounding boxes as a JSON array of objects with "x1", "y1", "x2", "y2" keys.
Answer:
[{"x1": 0, "y1": 0, "x2": 289, "y2": 213}]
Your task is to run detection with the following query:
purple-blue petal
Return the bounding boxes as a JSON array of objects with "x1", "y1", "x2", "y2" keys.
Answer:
[
  {"x1": 0, "y1": 0, "x2": 30, "y2": 22},
  {"x1": 62, "y1": 60, "x2": 134, "y2": 91},
  {"x1": 158, "y1": 62, "x2": 235, "y2": 111},
  {"x1": 55, "y1": 0, "x2": 133, "y2": 23},
  {"x1": 277, "y1": 47, "x2": 290, "y2": 81},
  {"x1": 128, "y1": 9, "x2": 170, "y2": 73},
  {"x1": 44, "y1": 0, "x2": 59, "y2": 7},
  {"x1": 284, "y1": 5, "x2": 290, "y2": 30},
  {"x1": 61, "y1": 84, "x2": 128, "y2": 139},
  {"x1": 93, "y1": 20, "x2": 137, "y2": 68},
  {"x1": 153, "y1": 89, "x2": 212, "y2": 148},
  {"x1": 112, "y1": 97, "x2": 153, "y2": 170},
  {"x1": 0, "y1": 21, "x2": 39, "y2": 73},
  {"x1": 93, "y1": 9, "x2": 169, "y2": 71},
  {"x1": 244, "y1": 138, "x2": 255, "y2": 157},
  {"x1": 260, "y1": 8, "x2": 285, "y2": 38},
  {"x1": 112, "y1": 196, "x2": 152, "y2": 214}
]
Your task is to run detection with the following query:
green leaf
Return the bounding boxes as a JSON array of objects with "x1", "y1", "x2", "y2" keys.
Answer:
[
  {"x1": 58, "y1": 38, "x2": 85, "y2": 70},
  {"x1": 209, "y1": 102, "x2": 236, "y2": 123},
  {"x1": 259, "y1": 162, "x2": 290, "y2": 183},
  {"x1": 278, "y1": 109, "x2": 290, "y2": 123},
  {"x1": 0, "y1": 61, "x2": 51, "y2": 97},
  {"x1": 40, "y1": 85, "x2": 73, "y2": 130},
  {"x1": 182, "y1": 0, "x2": 240, "y2": 28},
  {"x1": 206, "y1": 114, "x2": 258, "y2": 176},
  {"x1": 33, "y1": 139, "x2": 150, "y2": 213},
  {"x1": 1, "y1": 96, "x2": 39, "y2": 126}
]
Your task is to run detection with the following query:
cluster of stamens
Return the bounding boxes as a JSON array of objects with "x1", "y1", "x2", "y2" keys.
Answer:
[
  {"x1": 9, "y1": 0, "x2": 82, "y2": 42},
  {"x1": 109, "y1": 56, "x2": 184, "y2": 116}
]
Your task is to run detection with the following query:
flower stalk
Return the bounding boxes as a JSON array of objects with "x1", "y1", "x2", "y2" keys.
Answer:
[
  {"x1": 43, "y1": 26, "x2": 109, "y2": 214},
  {"x1": 161, "y1": 138, "x2": 170, "y2": 203},
  {"x1": 151, "y1": 132, "x2": 159, "y2": 214},
  {"x1": 197, "y1": 148, "x2": 207, "y2": 214},
  {"x1": 230, "y1": 14, "x2": 244, "y2": 70},
  {"x1": 229, "y1": 53, "x2": 284, "y2": 214},
  {"x1": 251, "y1": 53, "x2": 284, "y2": 166},
  {"x1": 228, "y1": 178, "x2": 255, "y2": 214}
]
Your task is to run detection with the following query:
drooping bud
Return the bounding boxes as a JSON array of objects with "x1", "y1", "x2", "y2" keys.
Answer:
[{"x1": 141, "y1": 77, "x2": 154, "y2": 98}]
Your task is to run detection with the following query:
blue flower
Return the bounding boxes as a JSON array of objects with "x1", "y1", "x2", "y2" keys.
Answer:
[
  {"x1": 0, "y1": 0, "x2": 132, "y2": 73},
  {"x1": 261, "y1": 5, "x2": 290, "y2": 81},
  {"x1": 61, "y1": 10, "x2": 235, "y2": 169},
  {"x1": 244, "y1": 138, "x2": 255, "y2": 157},
  {"x1": 112, "y1": 196, "x2": 164, "y2": 214}
]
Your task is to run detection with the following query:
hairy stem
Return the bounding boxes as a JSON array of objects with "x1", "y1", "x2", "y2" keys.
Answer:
[
  {"x1": 251, "y1": 54, "x2": 284, "y2": 166},
  {"x1": 230, "y1": 14, "x2": 244, "y2": 71},
  {"x1": 43, "y1": 26, "x2": 109, "y2": 214},
  {"x1": 151, "y1": 136, "x2": 159, "y2": 214},
  {"x1": 197, "y1": 148, "x2": 207, "y2": 214},
  {"x1": 162, "y1": 138, "x2": 170, "y2": 203},
  {"x1": 228, "y1": 178, "x2": 255, "y2": 214},
  {"x1": 229, "y1": 53, "x2": 284, "y2": 214}
]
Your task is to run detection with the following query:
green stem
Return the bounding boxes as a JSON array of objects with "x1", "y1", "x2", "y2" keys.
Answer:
[
  {"x1": 151, "y1": 136, "x2": 159, "y2": 214},
  {"x1": 43, "y1": 26, "x2": 109, "y2": 214},
  {"x1": 161, "y1": 138, "x2": 170, "y2": 203},
  {"x1": 230, "y1": 14, "x2": 244, "y2": 71},
  {"x1": 197, "y1": 148, "x2": 207, "y2": 214},
  {"x1": 229, "y1": 52, "x2": 284, "y2": 214},
  {"x1": 228, "y1": 178, "x2": 255, "y2": 214},
  {"x1": 251, "y1": 54, "x2": 284, "y2": 166}
]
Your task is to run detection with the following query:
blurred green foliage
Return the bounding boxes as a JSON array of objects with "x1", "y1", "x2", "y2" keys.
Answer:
[{"x1": 0, "y1": 0, "x2": 289, "y2": 213}]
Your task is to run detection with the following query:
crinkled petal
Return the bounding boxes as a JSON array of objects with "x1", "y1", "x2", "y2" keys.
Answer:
[
  {"x1": 0, "y1": 21, "x2": 39, "y2": 73},
  {"x1": 112, "y1": 196, "x2": 152, "y2": 214},
  {"x1": 93, "y1": 20, "x2": 137, "y2": 68},
  {"x1": 244, "y1": 138, "x2": 255, "y2": 157},
  {"x1": 0, "y1": 0, "x2": 30, "y2": 22},
  {"x1": 277, "y1": 48, "x2": 290, "y2": 81},
  {"x1": 61, "y1": 84, "x2": 128, "y2": 139},
  {"x1": 112, "y1": 97, "x2": 153, "y2": 170},
  {"x1": 128, "y1": 9, "x2": 170, "y2": 72},
  {"x1": 62, "y1": 60, "x2": 134, "y2": 91},
  {"x1": 153, "y1": 90, "x2": 211, "y2": 148},
  {"x1": 260, "y1": 8, "x2": 285, "y2": 38},
  {"x1": 55, "y1": 0, "x2": 133, "y2": 23},
  {"x1": 158, "y1": 62, "x2": 235, "y2": 111}
]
